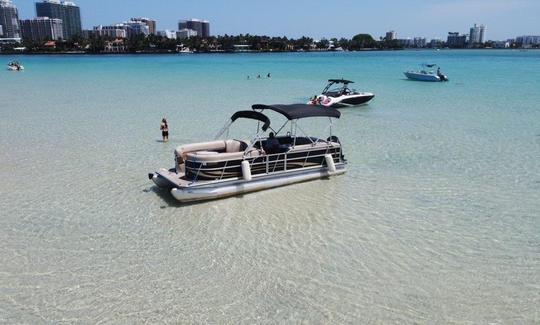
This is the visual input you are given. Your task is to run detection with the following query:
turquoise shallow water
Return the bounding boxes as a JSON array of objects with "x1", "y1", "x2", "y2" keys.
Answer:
[{"x1": 0, "y1": 50, "x2": 539, "y2": 323}]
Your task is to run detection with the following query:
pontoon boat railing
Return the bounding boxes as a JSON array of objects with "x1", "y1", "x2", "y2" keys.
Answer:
[{"x1": 186, "y1": 146, "x2": 342, "y2": 184}]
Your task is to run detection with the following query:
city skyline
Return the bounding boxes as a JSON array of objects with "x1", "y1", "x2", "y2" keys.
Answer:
[{"x1": 9, "y1": 0, "x2": 540, "y2": 40}]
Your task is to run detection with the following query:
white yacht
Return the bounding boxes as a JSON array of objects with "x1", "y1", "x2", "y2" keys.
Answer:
[
  {"x1": 149, "y1": 104, "x2": 346, "y2": 203},
  {"x1": 309, "y1": 79, "x2": 375, "y2": 108}
]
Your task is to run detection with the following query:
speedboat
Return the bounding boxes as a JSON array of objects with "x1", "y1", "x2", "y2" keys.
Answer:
[
  {"x1": 404, "y1": 64, "x2": 448, "y2": 82},
  {"x1": 149, "y1": 104, "x2": 346, "y2": 203},
  {"x1": 7, "y1": 61, "x2": 24, "y2": 71},
  {"x1": 308, "y1": 79, "x2": 375, "y2": 108}
]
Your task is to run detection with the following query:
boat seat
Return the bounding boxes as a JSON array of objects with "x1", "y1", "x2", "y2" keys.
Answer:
[
  {"x1": 224, "y1": 139, "x2": 248, "y2": 153},
  {"x1": 175, "y1": 140, "x2": 227, "y2": 172},
  {"x1": 194, "y1": 151, "x2": 219, "y2": 155},
  {"x1": 278, "y1": 136, "x2": 293, "y2": 145}
]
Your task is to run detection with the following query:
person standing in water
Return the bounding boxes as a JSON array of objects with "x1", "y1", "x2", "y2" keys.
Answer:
[{"x1": 160, "y1": 118, "x2": 169, "y2": 142}]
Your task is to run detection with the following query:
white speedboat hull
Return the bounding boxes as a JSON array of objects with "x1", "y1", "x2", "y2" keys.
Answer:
[
  {"x1": 309, "y1": 93, "x2": 375, "y2": 108},
  {"x1": 152, "y1": 164, "x2": 346, "y2": 203},
  {"x1": 7, "y1": 65, "x2": 24, "y2": 71}
]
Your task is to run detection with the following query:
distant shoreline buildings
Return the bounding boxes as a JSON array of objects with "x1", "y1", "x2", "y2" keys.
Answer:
[
  {"x1": 389, "y1": 24, "x2": 489, "y2": 49},
  {"x1": 131, "y1": 17, "x2": 156, "y2": 35},
  {"x1": 0, "y1": 0, "x2": 539, "y2": 52},
  {"x1": 469, "y1": 24, "x2": 486, "y2": 46},
  {"x1": 0, "y1": 0, "x2": 21, "y2": 40},
  {"x1": 36, "y1": 0, "x2": 81, "y2": 40},
  {"x1": 20, "y1": 16, "x2": 63, "y2": 42},
  {"x1": 179, "y1": 18, "x2": 210, "y2": 38}
]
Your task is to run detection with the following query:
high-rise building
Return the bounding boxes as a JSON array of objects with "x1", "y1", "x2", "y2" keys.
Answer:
[
  {"x1": 479, "y1": 25, "x2": 486, "y2": 44},
  {"x1": 413, "y1": 37, "x2": 426, "y2": 48},
  {"x1": 469, "y1": 23, "x2": 486, "y2": 45},
  {"x1": 178, "y1": 18, "x2": 210, "y2": 38},
  {"x1": 157, "y1": 30, "x2": 177, "y2": 39},
  {"x1": 0, "y1": 0, "x2": 21, "y2": 39},
  {"x1": 429, "y1": 38, "x2": 443, "y2": 48},
  {"x1": 177, "y1": 28, "x2": 197, "y2": 39},
  {"x1": 90, "y1": 24, "x2": 128, "y2": 39},
  {"x1": 124, "y1": 21, "x2": 150, "y2": 37},
  {"x1": 130, "y1": 17, "x2": 156, "y2": 35},
  {"x1": 20, "y1": 17, "x2": 63, "y2": 42},
  {"x1": 89, "y1": 21, "x2": 150, "y2": 39},
  {"x1": 447, "y1": 32, "x2": 467, "y2": 48},
  {"x1": 385, "y1": 30, "x2": 396, "y2": 41},
  {"x1": 397, "y1": 38, "x2": 414, "y2": 48},
  {"x1": 36, "y1": 0, "x2": 82, "y2": 40},
  {"x1": 516, "y1": 35, "x2": 540, "y2": 47}
]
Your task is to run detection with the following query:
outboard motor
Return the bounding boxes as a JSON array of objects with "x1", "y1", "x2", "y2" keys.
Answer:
[{"x1": 437, "y1": 72, "x2": 448, "y2": 82}]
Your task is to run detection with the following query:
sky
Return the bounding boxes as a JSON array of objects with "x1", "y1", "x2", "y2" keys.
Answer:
[{"x1": 12, "y1": 0, "x2": 540, "y2": 40}]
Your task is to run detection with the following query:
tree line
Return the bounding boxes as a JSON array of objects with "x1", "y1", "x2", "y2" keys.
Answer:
[{"x1": 1, "y1": 33, "x2": 404, "y2": 53}]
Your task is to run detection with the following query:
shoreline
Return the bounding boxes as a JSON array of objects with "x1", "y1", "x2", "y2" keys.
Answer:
[
  {"x1": 1, "y1": 48, "x2": 536, "y2": 56},
  {"x1": 0, "y1": 48, "x2": 399, "y2": 55}
]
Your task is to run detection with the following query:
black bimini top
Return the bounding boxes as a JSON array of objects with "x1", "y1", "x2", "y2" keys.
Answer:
[
  {"x1": 252, "y1": 104, "x2": 341, "y2": 120},
  {"x1": 328, "y1": 79, "x2": 354, "y2": 84},
  {"x1": 231, "y1": 110, "x2": 271, "y2": 131}
]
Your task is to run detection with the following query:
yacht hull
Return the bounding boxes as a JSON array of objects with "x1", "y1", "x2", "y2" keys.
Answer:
[
  {"x1": 151, "y1": 163, "x2": 346, "y2": 203},
  {"x1": 404, "y1": 71, "x2": 446, "y2": 82}
]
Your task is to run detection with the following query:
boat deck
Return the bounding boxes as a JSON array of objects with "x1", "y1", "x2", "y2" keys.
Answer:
[{"x1": 154, "y1": 168, "x2": 207, "y2": 188}]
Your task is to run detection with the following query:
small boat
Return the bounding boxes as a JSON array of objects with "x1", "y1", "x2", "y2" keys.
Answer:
[
  {"x1": 177, "y1": 47, "x2": 194, "y2": 54},
  {"x1": 308, "y1": 79, "x2": 375, "y2": 108},
  {"x1": 404, "y1": 64, "x2": 448, "y2": 82},
  {"x1": 328, "y1": 45, "x2": 344, "y2": 52},
  {"x1": 149, "y1": 104, "x2": 346, "y2": 203},
  {"x1": 7, "y1": 61, "x2": 24, "y2": 71}
]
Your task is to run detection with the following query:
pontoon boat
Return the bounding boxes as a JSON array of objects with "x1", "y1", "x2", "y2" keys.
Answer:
[
  {"x1": 404, "y1": 64, "x2": 448, "y2": 82},
  {"x1": 309, "y1": 79, "x2": 374, "y2": 108},
  {"x1": 149, "y1": 104, "x2": 346, "y2": 203}
]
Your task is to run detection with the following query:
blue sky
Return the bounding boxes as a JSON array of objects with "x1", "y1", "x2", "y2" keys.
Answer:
[{"x1": 12, "y1": 0, "x2": 540, "y2": 40}]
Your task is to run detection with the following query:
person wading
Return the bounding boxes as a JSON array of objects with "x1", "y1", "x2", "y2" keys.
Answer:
[{"x1": 160, "y1": 118, "x2": 169, "y2": 142}]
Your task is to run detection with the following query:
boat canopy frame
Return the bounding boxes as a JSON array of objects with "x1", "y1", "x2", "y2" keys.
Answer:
[
  {"x1": 248, "y1": 104, "x2": 341, "y2": 154},
  {"x1": 322, "y1": 79, "x2": 355, "y2": 94},
  {"x1": 252, "y1": 104, "x2": 341, "y2": 120},
  {"x1": 214, "y1": 104, "x2": 341, "y2": 160},
  {"x1": 215, "y1": 110, "x2": 271, "y2": 140}
]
